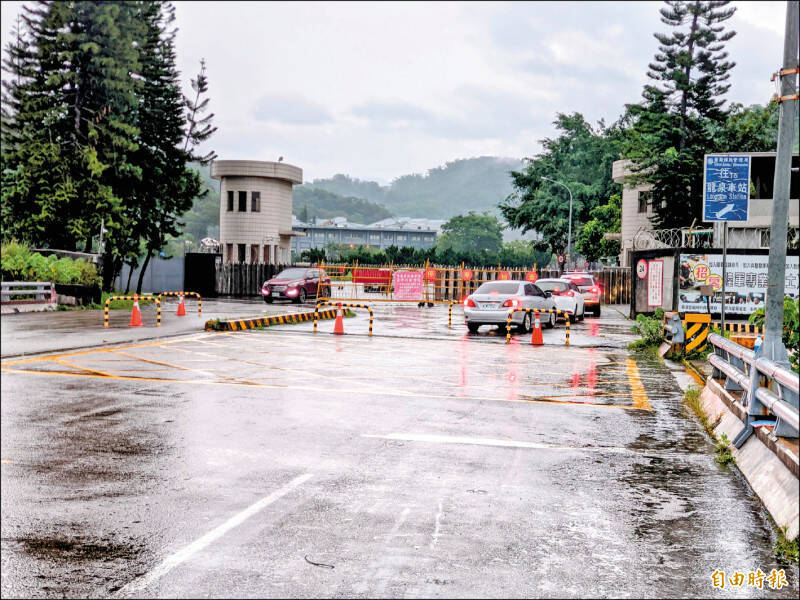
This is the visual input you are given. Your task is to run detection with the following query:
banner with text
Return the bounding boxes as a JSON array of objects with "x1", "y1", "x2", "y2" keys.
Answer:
[
  {"x1": 392, "y1": 270, "x2": 424, "y2": 301},
  {"x1": 678, "y1": 253, "x2": 799, "y2": 314}
]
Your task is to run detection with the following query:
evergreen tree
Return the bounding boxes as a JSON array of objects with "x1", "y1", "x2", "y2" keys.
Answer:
[
  {"x1": 183, "y1": 58, "x2": 217, "y2": 164},
  {"x1": 131, "y1": 1, "x2": 204, "y2": 294},
  {"x1": 624, "y1": 0, "x2": 737, "y2": 229}
]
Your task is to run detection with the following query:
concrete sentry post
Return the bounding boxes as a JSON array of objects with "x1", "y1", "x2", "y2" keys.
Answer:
[{"x1": 760, "y1": 0, "x2": 798, "y2": 364}]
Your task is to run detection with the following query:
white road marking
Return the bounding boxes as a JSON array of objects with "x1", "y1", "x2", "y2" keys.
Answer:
[
  {"x1": 430, "y1": 500, "x2": 443, "y2": 550},
  {"x1": 363, "y1": 432, "x2": 628, "y2": 453},
  {"x1": 114, "y1": 473, "x2": 313, "y2": 597}
]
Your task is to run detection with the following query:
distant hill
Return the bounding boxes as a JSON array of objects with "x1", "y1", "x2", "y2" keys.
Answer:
[
  {"x1": 293, "y1": 187, "x2": 393, "y2": 224},
  {"x1": 303, "y1": 156, "x2": 524, "y2": 220}
]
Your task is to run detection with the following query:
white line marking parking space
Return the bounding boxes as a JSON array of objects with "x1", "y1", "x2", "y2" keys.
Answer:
[{"x1": 114, "y1": 473, "x2": 313, "y2": 598}]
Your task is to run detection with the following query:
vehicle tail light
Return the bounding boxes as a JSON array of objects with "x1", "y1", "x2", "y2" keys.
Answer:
[
  {"x1": 502, "y1": 298, "x2": 520, "y2": 308},
  {"x1": 464, "y1": 297, "x2": 476, "y2": 307},
  {"x1": 590, "y1": 286, "x2": 600, "y2": 294},
  {"x1": 551, "y1": 290, "x2": 560, "y2": 296},
  {"x1": 565, "y1": 290, "x2": 574, "y2": 297}
]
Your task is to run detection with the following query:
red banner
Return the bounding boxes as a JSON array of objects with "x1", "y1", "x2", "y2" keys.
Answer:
[
  {"x1": 461, "y1": 268, "x2": 474, "y2": 281},
  {"x1": 525, "y1": 271, "x2": 538, "y2": 282},
  {"x1": 424, "y1": 268, "x2": 437, "y2": 281},
  {"x1": 498, "y1": 271, "x2": 511, "y2": 280}
]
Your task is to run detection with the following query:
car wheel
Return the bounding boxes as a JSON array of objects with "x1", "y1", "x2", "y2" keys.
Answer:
[
  {"x1": 594, "y1": 306, "x2": 601, "y2": 317},
  {"x1": 521, "y1": 312, "x2": 533, "y2": 333},
  {"x1": 295, "y1": 289, "x2": 307, "y2": 304},
  {"x1": 577, "y1": 307, "x2": 584, "y2": 321},
  {"x1": 263, "y1": 296, "x2": 273, "y2": 304},
  {"x1": 467, "y1": 322, "x2": 480, "y2": 333},
  {"x1": 544, "y1": 312, "x2": 556, "y2": 329}
]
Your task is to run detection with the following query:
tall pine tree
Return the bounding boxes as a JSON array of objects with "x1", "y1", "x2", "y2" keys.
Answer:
[{"x1": 624, "y1": 0, "x2": 736, "y2": 229}]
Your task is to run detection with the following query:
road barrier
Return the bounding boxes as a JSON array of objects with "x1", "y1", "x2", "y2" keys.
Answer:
[
  {"x1": 504, "y1": 308, "x2": 570, "y2": 345},
  {"x1": 319, "y1": 260, "x2": 630, "y2": 305},
  {"x1": 448, "y1": 300, "x2": 458, "y2": 327},
  {"x1": 708, "y1": 333, "x2": 799, "y2": 442},
  {"x1": 660, "y1": 312, "x2": 712, "y2": 355},
  {"x1": 205, "y1": 308, "x2": 343, "y2": 331},
  {"x1": 1, "y1": 281, "x2": 56, "y2": 303},
  {"x1": 684, "y1": 313, "x2": 711, "y2": 353},
  {"x1": 104, "y1": 295, "x2": 160, "y2": 327},
  {"x1": 314, "y1": 301, "x2": 373, "y2": 336},
  {"x1": 158, "y1": 291, "x2": 202, "y2": 315}
]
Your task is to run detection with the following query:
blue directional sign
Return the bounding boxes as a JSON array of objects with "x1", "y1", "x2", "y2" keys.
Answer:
[{"x1": 703, "y1": 154, "x2": 750, "y2": 222}]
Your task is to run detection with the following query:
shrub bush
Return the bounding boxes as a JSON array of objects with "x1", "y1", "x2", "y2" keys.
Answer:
[
  {"x1": 749, "y1": 296, "x2": 799, "y2": 372},
  {"x1": 629, "y1": 308, "x2": 665, "y2": 349},
  {"x1": 1, "y1": 241, "x2": 101, "y2": 287}
]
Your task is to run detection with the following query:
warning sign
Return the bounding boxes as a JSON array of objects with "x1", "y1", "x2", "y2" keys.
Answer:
[{"x1": 393, "y1": 270, "x2": 424, "y2": 301}]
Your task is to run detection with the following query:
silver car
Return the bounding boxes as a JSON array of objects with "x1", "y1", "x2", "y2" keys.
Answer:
[{"x1": 463, "y1": 280, "x2": 559, "y2": 333}]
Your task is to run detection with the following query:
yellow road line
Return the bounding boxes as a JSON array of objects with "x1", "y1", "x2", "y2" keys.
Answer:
[
  {"x1": 625, "y1": 358, "x2": 652, "y2": 411},
  {"x1": 52, "y1": 358, "x2": 116, "y2": 379}
]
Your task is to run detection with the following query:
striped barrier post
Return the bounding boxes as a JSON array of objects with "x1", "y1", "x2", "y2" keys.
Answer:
[
  {"x1": 684, "y1": 313, "x2": 711, "y2": 353},
  {"x1": 103, "y1": 295, "x2": 160, "y2": 328},
  {"x1": 504, "y1": 308, "x2": 569, "y2": 345},
  {"x1": 158, "y1": 291, "x2": 202, "y2": 315},
  {"x1": 314, "y1": 301, "x2": 373, "y2": 336},
  {"x1": 448, "y1": 300, "x2": 457, "y2": 328}
]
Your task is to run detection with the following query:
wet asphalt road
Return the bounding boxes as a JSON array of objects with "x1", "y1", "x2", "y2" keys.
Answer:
[{"x1": 1, "y1": 302, "x2": 798, "y2": 598}]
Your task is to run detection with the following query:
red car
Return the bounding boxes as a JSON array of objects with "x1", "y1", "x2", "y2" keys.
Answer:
[
  {"x1": 563, "y1": 272, "x2": 602, "y2": 316},
  {"x1": 261, "y1": 267, "x2": 331, "y2": 304}
]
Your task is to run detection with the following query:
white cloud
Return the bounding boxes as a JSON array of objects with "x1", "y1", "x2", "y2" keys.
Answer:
[{"x1": 0, "y1": 0, "x2": 788, "y2": 182}]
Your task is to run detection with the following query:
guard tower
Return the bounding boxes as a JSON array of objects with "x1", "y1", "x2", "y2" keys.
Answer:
[{"x1": 210, "y1": 160, "x2": 303, "y2": 264}]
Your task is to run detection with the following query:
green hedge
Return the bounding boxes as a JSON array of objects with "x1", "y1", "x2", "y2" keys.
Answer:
[{"x1": 1, "y1": 242, "x2": 101, "y2": 286}]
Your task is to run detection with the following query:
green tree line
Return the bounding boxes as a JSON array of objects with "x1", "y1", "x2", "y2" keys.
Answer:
[
  {"x1": 1, "y1": 0, "x2": 216, "y2": 292},
  {"x1": 502, "y1": 0, "x2": 782, "y2": 261}
]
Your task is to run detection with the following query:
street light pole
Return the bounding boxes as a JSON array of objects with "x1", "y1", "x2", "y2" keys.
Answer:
[{"x1": 542, "y1": 176, "x2": 574, "y2": 266}]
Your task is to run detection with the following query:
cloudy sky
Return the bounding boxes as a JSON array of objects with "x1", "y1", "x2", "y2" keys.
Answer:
[{"x1": 0, "y1": 1, "x2": 789, "y2": 183}]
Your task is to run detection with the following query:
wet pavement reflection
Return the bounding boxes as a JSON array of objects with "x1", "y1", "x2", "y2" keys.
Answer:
[{"x1": 1, "y1": 302, "x2": 797, "y2": 597}]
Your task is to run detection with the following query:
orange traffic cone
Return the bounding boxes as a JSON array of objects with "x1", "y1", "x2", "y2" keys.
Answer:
[
  {"x1": 129, "y1": 294, "x2": 143, "y2": 327},
  {"x1": 333, "y1": 302, "x2": 345, "y2": 335},
  {"x1": 176, "y1": 293, "x2": 186, "y2": 316},
  {"x1": 530, "y1": 311, "x2": 543, "y2": 345}
]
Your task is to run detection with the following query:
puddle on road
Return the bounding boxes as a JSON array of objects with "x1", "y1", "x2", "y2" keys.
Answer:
[{"x1": 10, "y1": 535, "x2": 145, "y2": 563}]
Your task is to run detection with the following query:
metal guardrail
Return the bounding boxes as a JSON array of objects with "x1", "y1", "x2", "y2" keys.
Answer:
[
  {"x1": 158, "y1": 291, "x2": 202, "y2": 315},
  {"x1": 708, "y1": 333, "x2": 799, "y2": 442},
  {"x1": 313, "y1": 301, "x2": 373, "y2": 336},
  {"x1": 1, "y1": 281, "x2": 55, "y2": 303}
]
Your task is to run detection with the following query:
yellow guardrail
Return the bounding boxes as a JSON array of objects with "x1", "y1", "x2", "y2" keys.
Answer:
[
  {"x1": 103, "y1": 294, "x2": 160, "y2": 327},
  {"x1": 313, "y1": 301, "x2": 373, "y2": 336},
  {"x1": 158, "y1": 291, "x2": 202, "y2": 315}
]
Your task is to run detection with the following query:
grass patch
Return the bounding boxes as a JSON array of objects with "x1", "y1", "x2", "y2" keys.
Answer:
[
  {"x1": 683, "y1": 385, "x2": 713, "y2": 435},
  {"x1": 714, "y1": 433, "x2": 735, "y2": 465},
  {"x1": 775, "y1": 526, "x2": 799, "y2": 563}
]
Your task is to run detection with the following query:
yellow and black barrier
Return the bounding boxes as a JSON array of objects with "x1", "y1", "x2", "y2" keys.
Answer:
[
  {"x1": 684, "y1": 313, "x2": 711, "y2": 353},
  {"x1": 712, "y1": 321, "x2": 762, "y2": 335},
  {"x1": 158, "y1": 291, "x2": 202, "y2": 315},
  {"x1": 205, "y1": 308, "x2": 345, "y2": 332},
  {"x1": 314, "y1": 301, "x2": 373, "y2": 336},
  {"x1": 505, "y1": 308, "x2": 570, "y2": 345},
  {"x1": 448, "y1": 300, "x2": 458, "y2": 328},
  {"x1": 103, "y1": 295, "x2": 161, "y2": 328}
]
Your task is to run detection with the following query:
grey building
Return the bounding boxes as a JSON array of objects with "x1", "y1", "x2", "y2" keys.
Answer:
[{"x1": 291, "y1": 216, "x2": 441, "y2": 256}]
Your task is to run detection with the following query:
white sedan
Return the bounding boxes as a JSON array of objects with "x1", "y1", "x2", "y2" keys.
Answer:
[
  {"x1": 463, "y1": 280, "x2": 559, "y2": 333},
  {"x1": 535, "y1": 278, "x2": 585, "y2": 321}
]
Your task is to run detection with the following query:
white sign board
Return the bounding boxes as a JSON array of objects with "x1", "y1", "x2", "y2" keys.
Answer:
[
  {"x1": 647, "y1": 260, "x2": 663, "y2": 307},
  {"x1": 678, "y1": 253, "x2": 800, "y2": 313}
]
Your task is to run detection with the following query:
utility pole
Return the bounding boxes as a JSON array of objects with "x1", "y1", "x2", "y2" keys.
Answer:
[{"x1": 760, "y1": 0, "x2": 798, "y2": 362}]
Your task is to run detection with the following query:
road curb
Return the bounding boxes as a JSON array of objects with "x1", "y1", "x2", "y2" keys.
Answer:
[{"x1": 205, "y1": 308, "x2": 353, "y2": 331}]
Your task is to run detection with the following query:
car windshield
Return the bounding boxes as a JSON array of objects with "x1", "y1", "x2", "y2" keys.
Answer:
[
  {"x1": 475, "y1": 282, "x2": 521, "y2": 295},
  {"x1": 565, "y1": 274, "x2": 594, "y2": 287},
  {"x1": 536, "y1": 280, "x2": 569, "y2": 292},
  {"x1": 275, "y1": 268, "x2": 307, "y2": 279}
]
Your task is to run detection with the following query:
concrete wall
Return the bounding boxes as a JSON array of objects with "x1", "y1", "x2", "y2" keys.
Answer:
[{"x1": 700, "y1": 378, "x2": 799, "y2": 540}]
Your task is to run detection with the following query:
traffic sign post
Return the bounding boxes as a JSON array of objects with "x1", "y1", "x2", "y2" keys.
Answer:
[
  {"x1": 702, "y1": 154, "x2": 750, "y2": 223},
  {"x1": 703, "y1": 154, "x2": 751, "y2": 332}
]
